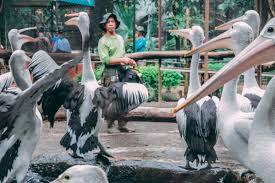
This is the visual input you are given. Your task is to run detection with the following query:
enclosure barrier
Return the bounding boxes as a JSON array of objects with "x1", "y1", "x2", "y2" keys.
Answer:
[{"x1": 1, "y1": 50, "x2": 273, "y2": 102}]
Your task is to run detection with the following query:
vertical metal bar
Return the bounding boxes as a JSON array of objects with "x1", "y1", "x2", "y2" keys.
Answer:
[
  {"x1": 204, "y1": 0, "x2": 209, "y2": 81},
  {"x1": 158, "y1": 0, "x2": 162, "y2": 103},
  {"x1": 133, "y1": 0, "x2": 136, "y2": 52},
  {"x1": 255, "y1": 0, "x2": 258, "y2": 12}
]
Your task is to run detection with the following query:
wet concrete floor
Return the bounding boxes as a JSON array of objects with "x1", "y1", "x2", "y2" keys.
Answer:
[{"x1": 34, "y1": 119, "x2": 246, "y2": 172}]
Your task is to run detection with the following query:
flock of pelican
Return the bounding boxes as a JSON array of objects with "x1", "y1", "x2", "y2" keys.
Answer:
[
  {"x1": 173, "y1": 10, "x2": 275, "y2": 183},
  {"x1": 0, "y1": 8, "x2": 274, "y2": 183},
  {"x1": 0, "y1": 11, "x2": 149, "y2": 183}
]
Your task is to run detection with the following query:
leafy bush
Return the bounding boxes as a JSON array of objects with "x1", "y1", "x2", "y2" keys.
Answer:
[{"x1": 140, "y1": 65, "x2": 183, "y2": 101}]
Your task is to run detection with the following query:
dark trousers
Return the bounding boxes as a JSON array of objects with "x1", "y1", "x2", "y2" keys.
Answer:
[{"x1": 102, "y1": 74, "x2": 128, "y2": 129}]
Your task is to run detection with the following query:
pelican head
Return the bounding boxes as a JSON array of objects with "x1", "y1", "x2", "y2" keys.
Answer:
[
  {"x1": 216, "y1": 10, "x2": 260, "y2": 38},
  {"x1": 9, "y1": 50, "x2": 32, "y2": 90},
  {"x1": 185, "y1": 22, "x2": 253, "y2": 57},
  {"x1": 173, "y1": 17, "x2": 275, "y2": 113},
  {"x1": 65, "y1": 12, "x2": 90, "y2": 50},
  {"x1": 169, "y1": 26, "x2": 204, "y2": 47},
  {"x1": 50, "y1": 165, "x2": 109, "y2": 183},
  {"x1": 8, "y1": 27, "x2": 37, "y2": 51}
]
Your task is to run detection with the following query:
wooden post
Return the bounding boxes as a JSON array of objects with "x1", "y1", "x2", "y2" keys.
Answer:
[
  {"x1": 204, "y1": 0, "x2": 209, "y2": 81},
  {"x1": 158, "y1": 0, "x2": 162, "y2": 103},
  {"x1": 133, "y1": 0, "x2": 136, "y2": 52}
]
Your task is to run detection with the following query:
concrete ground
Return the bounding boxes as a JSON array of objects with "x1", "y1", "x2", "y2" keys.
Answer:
[{"x1": 34, "y1": 118, "x2": 246, "y2": 172}]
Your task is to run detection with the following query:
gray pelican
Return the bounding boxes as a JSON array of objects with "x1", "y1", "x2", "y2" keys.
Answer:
[
  {"x1": 178, "y1": 22, "x2": 256, "y2": 169},
  {"x1": 50, "y1": 165, "x2": 108, "y2": 183},
  {"x1": 169, "y1": 26, "x2": 218, "y2": 170},
  {"x1": 216, "y1": 10, "x2": 264, "y2": 108},
  {"x1": 0, "y1": 50, "x2": 82, "y2": 183},
  {"x1": 173, "y1": 17, "x2": 275, "y2": 182},
  {"x1": 0, "y1": 72, "x2": 13, "y2": 92}
]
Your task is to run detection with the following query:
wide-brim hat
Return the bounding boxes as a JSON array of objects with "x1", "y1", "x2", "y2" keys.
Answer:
[
  {"x1": 135, "y1": 25, "x2": 145, "y2": 33},
  {"x1": 99, "y1": 13, "x2": 120, "y2": 31}
]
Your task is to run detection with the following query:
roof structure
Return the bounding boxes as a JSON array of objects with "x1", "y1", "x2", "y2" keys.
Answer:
[{"x1": 11, "y1": 0, "x2": 94, "y2": 7}]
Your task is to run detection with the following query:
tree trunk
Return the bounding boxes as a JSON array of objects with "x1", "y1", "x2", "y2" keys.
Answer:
[{"x1": 267, "y1": 0, "x2": 275, "y2": 18}]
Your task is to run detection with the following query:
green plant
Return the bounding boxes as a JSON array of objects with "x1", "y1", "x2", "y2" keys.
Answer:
[
  {"x1": 218, "y1": 0, "x2": 254, "y2": 20},
  {"x1": 95, "y1": 65, "x2": 104, "y2": 81},
  {"x1": 140, "y1": 65, "x2": 183, "y2": 101},
  {"x1": 162, "y1": 69, "x2": 183, "y2": 91},
  {"x1": 161, "y1": 93, "x2": 178, "y2": 101}
]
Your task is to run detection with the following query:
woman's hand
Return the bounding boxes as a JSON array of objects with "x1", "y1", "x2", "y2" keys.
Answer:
[{"x1": 122, "y1": 57, "x2": 136, "y2": 66}]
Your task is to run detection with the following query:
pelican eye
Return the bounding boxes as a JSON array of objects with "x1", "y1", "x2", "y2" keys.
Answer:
[
  {"x1": 267, "y1": 27, "x2": 274, "y2": 33},
  {"x1": 64, "y1": 175, "x2": 70, "y2": 180}
]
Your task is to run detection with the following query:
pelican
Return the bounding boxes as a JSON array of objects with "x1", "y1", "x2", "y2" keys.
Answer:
[
  {"x1": 31, "y1": 12, "x2": 148, "y2": 159},
  {"x1": 30, "y1": 12, "x2": 108, "y2": 158},
  {"x1": 216, "y1": 10, "x2": 264, "y2": 108},
  {"x1": 178, "y1": 22, "x2": 256, "y2": 169},
  {"x1": 173, "y1": 18, "x2": 275, "y2": 183},
  {"x1": 50, "y1": 165, "x2": 108, "y2": 183},
  {"x1": 8, "y1": 27, "x2": 37, "y2": 51},
  {"x1": 169, "y1": 26, "x2": 218, "y2": 169},
  {"x1": 0, "y1": 72, "x2": 13, "y2": 92},
  {"x1": 0, "y1": 50, "x2": 82, "y2": 183}
]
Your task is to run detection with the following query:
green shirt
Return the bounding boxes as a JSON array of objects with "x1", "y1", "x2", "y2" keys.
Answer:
[{"x1": 98, "y1": 34, "x2": 125, "y2": 65}]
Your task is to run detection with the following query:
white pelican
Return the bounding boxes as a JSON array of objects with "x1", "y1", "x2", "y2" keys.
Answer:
[
  {"x1": 173, "y1": 17, "x2": 275, "y2": 183},
  {"x1": 50, "y1": 165, "x2": 108, "y2": 183},
  {"x1": 8, "y1": 27, "x2": 37, "y2": 51},
  {"x1": 178, "y1": 22, "x2": 255, "y2": 169},
  {"x1": 31, "y1": 12, "x2": 148, "y2": 159},
  {"x1": 0, "y1": 50, "x2": 82, "y2": 183},
  {"x1": 216, "y1": 10, "x2": 265, "y2": 108},
  {"x1": 169, "y1": 26, "x2": 218, "y2": 170}
]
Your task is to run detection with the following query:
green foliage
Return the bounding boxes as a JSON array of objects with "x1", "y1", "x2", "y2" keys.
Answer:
[
  {"x1": 114, "y1": 1, "x2": 134, "y2": 53},
  {"x1": 140, "y1": 65, "x2": 183, "y2": 101},
  {"x1": 140, "y1": 65, "x2": 159, "y2": 89},
  {"x1": 208, "y1": 62, "x2": 226, "y2": 71},
  {"x1": 161, "y1": 68, "x2": 183, "y2": 90},
  {"x1": 161, "y1": 93, "x2": 178, "y2": 101},
  {"x1": 163, "y1": 0, "x2": 204, "y2": 50},
  {"x1": 218, "y1": 0, "x2": 254, "y2": 19},
  {"x1": 95, "y1": 65, "x2": 104, "y2": 80}
]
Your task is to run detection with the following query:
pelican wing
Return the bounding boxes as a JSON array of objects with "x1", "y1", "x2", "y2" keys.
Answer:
[
  {"x1": 243, "y1": 93, "x2": 261, "y2": 109},
  {"x1": 93, "y1": 82, "x2": 148, "y2": 120},
  {"x1": 30, "y1": 50, "x2": 78, "y2": 127},
  {"x1": 17, "y1": 53, "x2": 82, "y2": 110},
  {"x1": 182, "y1": 103, "x2": 204, "y2": 150},
  {"x1": 176, "y1": 98, "x2": 187, "y2": 138},
  {"x1": 201, "y1": 98, "x2": 218, "y2": 145},
  {"x1": 29, "y1": 50, "x2": 60, "y2": 81},
  {"x1": 234, "y1": 112, "x2": 254, "y2": 143},
  {"x1": 0, "y1": 72, "x2": 14, "y2": 92},
  {"x1": 0, "y1": 90, "x2": 20, "y2": 134}
]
